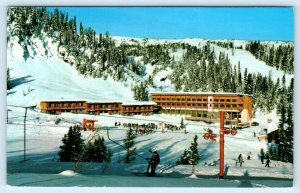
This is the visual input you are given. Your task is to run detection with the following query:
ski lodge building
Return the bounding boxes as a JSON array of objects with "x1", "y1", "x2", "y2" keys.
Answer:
[
  {"x1": 40, "y1": 100, "x2": 156, "y2": 116},
  {"x1": 40, "y1": 92, "x2": 253, "y2": 124},
  {"x1": 150, "y1": 92, "x2": 253, "y2": 124}
]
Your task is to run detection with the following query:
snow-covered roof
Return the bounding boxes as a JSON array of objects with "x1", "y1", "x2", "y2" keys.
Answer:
[
  {"x1": 151, "y1": 92, "x2": 252, "y2": 97},
  {"x1": 87, "y1": 101, "x2": 122, "y2": 104},
  {"x1": 40, "y1": 99, "x2": 87, "y2": 102},
  {"x1": 122, "y1": 101, "x2": 157, "y2": 106}
]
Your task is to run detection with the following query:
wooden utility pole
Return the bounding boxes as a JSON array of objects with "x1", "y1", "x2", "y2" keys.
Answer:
[
  {"x1": 23, "y1": 107, "x2": 28, "y2": 162},
  {"x1": 219, "y1": 111, "x2": 225, "y2": 179}
]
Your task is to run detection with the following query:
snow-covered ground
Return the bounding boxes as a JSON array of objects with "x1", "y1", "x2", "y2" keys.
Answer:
[
  {"x1": 7, "y1": 107, "x2": 293, "y2": 187},
  {"x1": 6, "y1": 34, "x2": 293, "y2": 187}
]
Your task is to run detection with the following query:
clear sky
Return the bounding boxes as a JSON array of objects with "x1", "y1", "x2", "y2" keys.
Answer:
[{"x1": 48, "y1": 7, "x2": 294, "y2": 41}]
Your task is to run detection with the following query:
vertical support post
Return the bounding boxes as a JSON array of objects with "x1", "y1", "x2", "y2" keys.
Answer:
[
  {"x1": 23, "y1": 107, "x2": 28, "y2": 162},
  {"x1": 219, "y1": 111, "x2": 225, "y2": 179}
]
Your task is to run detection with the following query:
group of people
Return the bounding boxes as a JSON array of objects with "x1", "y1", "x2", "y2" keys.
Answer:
[
  {"x1": 260, "y1": 150, "x2": 271, "y2": 167},
  {"x1": 235, "y1": 151, "x2": 271, "y2": 167}
]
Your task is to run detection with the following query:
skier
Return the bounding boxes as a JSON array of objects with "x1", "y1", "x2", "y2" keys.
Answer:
[
  {"x1": 146, "y1": 149, "x2": 153, "y2": 174},
  {"x1": 265, "y1": 155, "x2": 271, "y2": 167},
  {"x1": 150, "y1": 151, "x2": 160, "y2": 176},
  {"x1": 146, "y1": 149, "x2": 160, "y2": 176},
  {"x1": 238, "y1": 154, "x2": 243, "y2": 167},
  {"x1": 247, "y1": 152, "x2": 252, "y2": 160},
  {"x1": 260, "y1": 148, "x2": 265, "y2": 164}
]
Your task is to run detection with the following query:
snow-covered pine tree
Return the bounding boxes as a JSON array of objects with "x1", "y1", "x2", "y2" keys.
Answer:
[
  {"x1": 58, "y1": 126, "x2": 84, "y2": 162},
  {"x1": 188, "y1": 135, "x2": 200, "y2": 174},
  {"x1": 124, "y1": 126, "x2": 136, "y2": 163},
  {"x1": 176, "y1": 135, "x2": 200, "y2": 174},
  {"x1": 180, "y1": 117, "x2": 185, "y2": 130},
  {"x1": 176, "y1": 149, "x2": 189, "y2": 165},
  {"x1": 7, "y1": 68, "x2": 12, "y2": 90}
]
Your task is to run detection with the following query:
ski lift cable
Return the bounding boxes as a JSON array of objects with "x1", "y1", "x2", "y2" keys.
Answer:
[{"x1": 105, "y1": 127, "x2": 148, "y2": 160}]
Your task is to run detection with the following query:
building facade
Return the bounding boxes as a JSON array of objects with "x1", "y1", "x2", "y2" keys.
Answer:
[
  {"x1": 120, "y1": 102, "x2": 156, "y2": 116},
  {"x1": 40, "y1": 100, "x2": 87, "y2": 115},
  {"x1": 151, "y1": 92, "x2": 253, "y2": 124},
  {"x1": 40, "y1": 100, "x2": 156, "y2": 116},
  {"x1": 86, "y1": 101, "x2": 122, "y2": 115}
]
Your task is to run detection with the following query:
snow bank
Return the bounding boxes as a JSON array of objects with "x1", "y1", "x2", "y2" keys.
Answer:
[{"x1": 59, "y1": 170, "x2": 78, "y2": 176}]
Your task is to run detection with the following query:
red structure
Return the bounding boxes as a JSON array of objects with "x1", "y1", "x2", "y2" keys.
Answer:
[
  {"x1": 82, "y1": 119, "x2": 96, "y2": 131},
  {"x1": 202, "y1": 111, "x2": 237, "y2": 179}
]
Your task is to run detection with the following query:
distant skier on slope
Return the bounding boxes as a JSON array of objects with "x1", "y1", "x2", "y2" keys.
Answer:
[
  {"x1": 238, "y1": 154, "x2": 244, "y2": 167},
  {"x1": 260, "y1": 148, "x2": 265, "y2": 164},
  {"x1": 265, "y1": 155, "x2": 271, "y2": 167}
]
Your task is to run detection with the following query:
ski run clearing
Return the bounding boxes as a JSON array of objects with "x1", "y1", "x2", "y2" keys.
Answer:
[{"x1": 6, "y1": 35, "x2": 293, "y2": 188}]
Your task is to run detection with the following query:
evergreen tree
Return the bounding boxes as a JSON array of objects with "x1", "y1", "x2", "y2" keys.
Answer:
[
  {"x1": 124, "y1": 126, "x2": 136, "y2": 163},
  {"x1": 188, "y1": 135, "x2": 200, "y2": 173},
  {"x1": 180, "y1": 117, "x2": 185, "y2": 129},
  {"x1": 176, "y1": 149, "x2": 189, "y2": 165},
  {"x1": 58, "y1": 126, "x2": 84, "y2": 162},
  {"x1": 7, "y1": 68, "x2": 12, "y2": 90},
  {"x1": 176, "y1": 135, "x2": 200, "y2": 172},
  {"x1": 82, "y1": 136, "x2": 113, "y2": 163}
]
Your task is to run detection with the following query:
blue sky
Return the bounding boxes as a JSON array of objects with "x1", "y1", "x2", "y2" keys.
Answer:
[{"x1": 48, "y1": 7, "x2": 294, "y2": 41}]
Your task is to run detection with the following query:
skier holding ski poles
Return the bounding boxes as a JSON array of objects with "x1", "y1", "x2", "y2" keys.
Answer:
[{"x1": 146, "y1": 149, "x2": 160, "y2": 176}]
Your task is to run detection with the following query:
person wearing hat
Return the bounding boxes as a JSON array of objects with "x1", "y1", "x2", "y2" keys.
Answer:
[{"x1": 146, "y1": 149, "x2": 160, "y2": 176}]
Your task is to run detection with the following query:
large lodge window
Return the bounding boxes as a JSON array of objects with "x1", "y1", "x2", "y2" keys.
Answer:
[
  {"x1": 177, "y1": 98, "x2": 180, "y2": 101},
  {"x1": 203, "y1": 99, "x2": 207, "y2": 102},
  {"x1": 187, "y1": 98, "x2": 191, "y2": 101},
  {"x1": 226, "y1": 104, "x2": 231, "y2": 108},
  {"x1": 203, "y1": 104, "x2": 207, "y2": 107},
  {"x1": 226, "y1": 99, "x2": 231, "y2": 102},
  {"x1": 197, "y1": 98, "x2": 201, "y2": 101},
  {"x1": 220, "y1": 99, "x2": 225, "y2": 102},
  {"x1": 214, "y1": 99, "x2": 219, "y2": 102},
  {"x1": 192, "y1": 99, "x2": 196, "y2": 101},
  {"x1": 232, "y1": 99, "x2": 237, "y2": 102}
]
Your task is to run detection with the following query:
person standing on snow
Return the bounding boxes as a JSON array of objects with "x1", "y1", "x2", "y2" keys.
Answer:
[
  {"x1": 265, "y1": 155, "x2": 271, "y2": 167},
  {"x1": 146, "y1": 149, "x2": 153, "y2": 174},
  {"x1": 260, "y1": 148, "x2": 265, "y2": 164},
  {"x1": 238, "y1": 154, "x2": 243, "y2": 167},
  {"x1": 150, "y1": 151, "x2": 160, "y2": 176},
  {"x1": 146, "y1": 149, "x2": 160, "y2": 176}
]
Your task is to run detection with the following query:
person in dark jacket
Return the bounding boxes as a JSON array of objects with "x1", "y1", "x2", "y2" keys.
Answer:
[
  {"x1": 150, "y1": 151, "x2": 160, "y2": 176},
  {"x1": 265, "y1": 155, "x2": 271, "y2": 167},
  {"x1": 146, "y1": 149, "x2": 160, "y2": 176}
]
